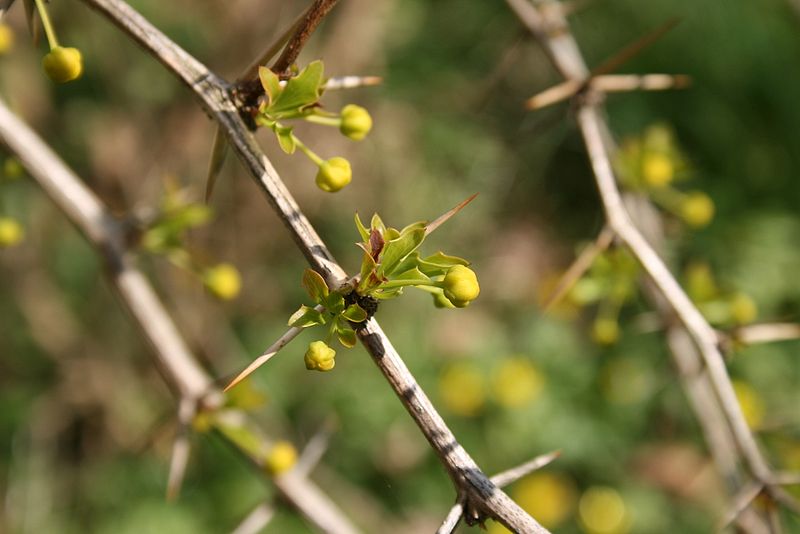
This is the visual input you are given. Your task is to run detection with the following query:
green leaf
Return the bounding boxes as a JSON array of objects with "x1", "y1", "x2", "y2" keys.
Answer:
[
  {"x1": 391, "y1": 251, "x2": 420, "y2": 277},
  {"x1": 400, "y1": 221, "x2": 427, "y2": 234},
  {"x1": 417, "y1": 251, "x2": 469, "y2": 276},
  {"x1": 341, "y1": 304, "x2": 368, "y2": 323},
  {"x1": 372, "y1": 287, "x2": 404, "y2": 300},
  {"x1": 383, "y1": 227, "x2": 401, "y2": 241},
  {"x1": 267, "y1": 60, "x2": 324, "y2": 115},
  {"x1": 370, "y1": 213, "x2": 386, "y2": 235},
  {"x1": 288, "y1": 305, "x2": 326, "y2": 328},
  {"x1": 170, "y1": 204, "x2": 213, "y2": 230},
  {"x1": 302, "y1": 269, "x2": 329, "y2": 303},
  {"x1": 357, "y1": 251, "x2": 378, "y2": 293},
  {"x1": 258, "y1": 66, "x2": 282, "y2": 106},
  {"x1": 274, "y1": 124, "x2": 296, "y2": 154},
  {"x1": 337, "y1": 326, "x2": 357, "y2": 348},
  {"x1": 377, "y1": 228, "x2": 426, "y2": 278},
  {"x1": 322, "y1": 292, "x2": 345, "y2": 314},
  {"x1": 354, "y1": 213, "x2": 370, "y2": 242}
]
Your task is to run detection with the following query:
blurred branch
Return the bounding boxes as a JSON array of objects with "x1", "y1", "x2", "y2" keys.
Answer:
[
  {"x1": 166, "y1": 397, "x2": 195, "y2": 501},
  {"x1": 506, "y1": 0, "x2": 800, "y2": 527},
  {"x1": 74, "y1": 0, "x2": 547, "y2": 530},
  {"x1": 0, "y1": 97, "x2": 359, "y2": 534},
  {"x1": 296, "y1": 418, "x2": 337, "y2": 478},
  {"x1": 730, "y1": 323, "x2": 800, "y2": 346},
  {"x1": 230, "y1": 502, "x2": 276, "y2": 534}
]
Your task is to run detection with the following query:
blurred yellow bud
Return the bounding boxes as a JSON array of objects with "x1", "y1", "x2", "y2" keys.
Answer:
[
  {"x1": 42, "y1": 46, "x2": 83, "y2": 84},
  {"x1": 685, "y1": 261, "x2": 718, "y2": 302},
  {"x1": 729, "y1": 292, "x2": 757, "y2": 325},
  {"x1": 441, "y1": 265, "x2": 480, "y2": 308},
  {"x1": 203, "y1": 263, "x2": 242, "y2": 300},
  {"x1": 579, "y1": 486, "x2": 631, "y2": 534},
  {"x1": 439, "y1": 362, "x2": 486, "y2": 416},
  {"x1": 513, "y1": 472, "x2": 577, "y2": 529},
  {"x1": 191, "y1": 412, "x2": 214, "y2": 433},
  {"x1": 0, "y1": 23, "x2": 14, "y2": 55},
  {"x1": 641, "y1": 152, "x2": 674, "y2": 187},
  {"x1": 0, "y1": 217, "x2": 24, "y2": 247},
  {"x1": 491, "y1": 358, "x2": 544, "y2": 408},
  {"x1": 3, "y1": 157, "x2": 24, "y2": 180},
  {"x1": 315, "y1": 157, "x2": 352, "y2": 192},
  {"x1": 591, "y1": 318, "x2": 619, "y2": 346},
  {"x1": 680, "y1": 191, "x2": 714, "y2": 228},
  {"x1": 732, "y1": 380, "x2": 765, "y2": 429},
  {"x1": 339, "y1": 104, "x2": 372, "y2": 141},
  {"x1": 264, "y1": 440, "x2": 297, "y2": 475},
  {"x1": 304, "y1": 340, "x2": 336, "y2": 371}
]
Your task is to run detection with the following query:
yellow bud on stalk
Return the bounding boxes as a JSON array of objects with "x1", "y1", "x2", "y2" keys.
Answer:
[
  {"x1": 203, "y1": 263, "x2": 242, "y2": 300},
  {"x1": 0, "y1": 217, "x2": 24, "y2": 247},
  {"x1": 591, "y1": 318, "x2": 619, "y2": 346},
  {"x1": 264, "y1": 441, "x2": 298, "y2": 475},
  {"x1": 304, "y1": 341, "x2": 336, "y2": 371},
  {"x1": 641, "y1": 152, "x2": 674, "y2": 187},
  {"x1": 339, "y1": 104, "x2": 373, "y2": 141},
  {"x1": 441, "y1": 265, "x2": 480, "y2": 308},
  {"x1": 42, "y1": 46, "x2": 83, "y2": 84},
  {"x1": 315, "y1": 157, "x2": 352, "y2": 192},
  {"x1": 680, "y1": 191, "x2": 714, "y2": 228}
]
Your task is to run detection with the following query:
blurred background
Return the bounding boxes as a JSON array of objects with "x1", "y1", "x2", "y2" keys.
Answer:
[{"x1": 1, "y1": 0, "x2": 800, "y2": 532}]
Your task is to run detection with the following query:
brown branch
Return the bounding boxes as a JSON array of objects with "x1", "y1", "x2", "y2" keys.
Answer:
[
  {"x1": 0, "y1": 97, "x2": 359, "y2": 534},
  {"x1": 272, "y1": 0, "x2": 340, "y2": 77},
  {"x1": 77, "y1": 0, "x2": 547, "y2": 530}
]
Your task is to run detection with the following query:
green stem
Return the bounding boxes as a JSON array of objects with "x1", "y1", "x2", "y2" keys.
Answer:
[
  {"x1": 33, "y1": 0, "x2": 59, "y2": 49},
  {"x1": 292, "y1": 135, "x2": 324, "y2": 166},
  {"x1": 303, "y1": 114, "x2": 342, "y2": 127},
  {"x1": 378, "y1": 279, "x2": 438, "y2": 290}
]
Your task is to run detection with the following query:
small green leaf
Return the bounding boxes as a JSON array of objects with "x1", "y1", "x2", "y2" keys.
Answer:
[
  {"x1": 322, "y1": 292, "x2": 345, "y2": 314},
  {"x1": 337, "y1": 326, "x2": 357, "y2": 348},
  {"x1": 399, "y1": 221, "x2": 427, "y2": 235},
  {"x1": 383, "y1": 227, "x2": 401, "y2": 241},
  {"x1": 357, "y1": 251, "x2": 378, "y2": 293},
  {"x1": 258, "y1": 66, "x2": 282, "y2": 106},
  {"x1": 417, "y1": 252, "x2": 469, "y2": 276},
  {"x1": 302, "y1": 269, "x2": 329, "y2": 303},
  {"x1": 170, "y1": 204, "x2": 213, "y2": 230},
  {"x1": 288, "y1": 305, "x2": 326, "y2": 328},
  {"x1": 372, "y1": 287, "x2": 404, "y2": 300},
  {"x1": 377, "y1": 228, "x2": 426, "y2": 278},
  {"x1": 341, "y1": 304, "x2": 368, "y2": 323},
  {"x1": 391, "y1": 251, "x2": 420, "y2": 277},
  {"x1": 354, "y1": 213, "x2": 370, "y2": 242},
  {"x1": 370, "y1": 213, "x2": 386, "y2": 234},
  {"x1": 274, "y1": 125, "x2": 296, "y2": 154},
  {"x1": 267, "y1": 60, "x2": 324, "y2": 115}
]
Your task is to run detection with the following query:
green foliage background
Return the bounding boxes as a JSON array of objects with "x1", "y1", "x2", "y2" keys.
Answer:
[{"x1": 1, "y1": 0, "x2": 799, "y2": 532}]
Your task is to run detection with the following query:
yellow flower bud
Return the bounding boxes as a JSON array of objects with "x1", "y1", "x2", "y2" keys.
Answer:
[
  {"x1": 491, "y1": 358, "x2": 544, "y2": 408},
  {"x1": 0, "y1": 23, "x2": 14, "y2": 55},
  {"x1": 441, "y1": 265, "x2": 480, "y2": 308},
  {"x1": 641, "y1": 152, "x2": 674, "y2": 187},
  {"x1": 304, "y1": 340, "x2": 336, "y2": 371},
  {"x1": 579, "y1": 487, "x2": 631, "y2": 534},
  {"x1": 591, "y1": 318, "x2": 619, "y2": 346},
  {"x1": 680, "y1": 191, "x2": 714, "y2": 228},
  {"x1": 42, "y1": 46, "x2": 83, "y2": 84},
  {"x1": 0, "y1": 217, "x2": 24, "y2": 247},
  {"x1": 315, "y1": 157, "x2": 352, "y2": 192},
  {"x1": 729, "y1": 292, "x2": 757, "y2": 325},
  {"x1": 512, "y1": 472, "x2": 577, "y2": 530},
  {"x1": 191, "y1": 412, "x2": 214, "y2": 433},
  {"x1": 3, "y1": 157, "x2": 24, "y2": 180},
  {"x1": 439, "y1": 362, "x2": 486, "y2": 416},
  {"x1": 264, "y1": 440, "x2": 298, "y2": 475},
  {"x1": 203, "y1": 263, "x2": 242, "y2": 300},
  {"x1": 339, "y1": 104, "x2": 373, "y2": 141}
]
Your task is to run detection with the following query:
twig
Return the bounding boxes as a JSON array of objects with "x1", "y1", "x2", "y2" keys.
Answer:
[
  {"x1": 166, "y1": 397, "x2": 195, "y2": 501},
  {"x1": 731, "y1": 323, "x2": 800, "y2": 345},
  {"x1": 272, "y1": 0, "x2": 341, "y2": 77},
  {"x1": 323, "y1": 75, "x2": 383, "y2": 91},
  {"x1": 230, "y1": 502, "x2": 276, "y2": 534},
  {"x1": 296, "y1": 418, "x2": 337, "y2": 478},
  {"x1": 0, "y1": 97, "x2": 360, "y2": 534},
  {"x1": 77, "y1": 0, "x2": 548, "y2": 530},
  {"x1": 237, "y1": 6, "x2": 311, "y2": 83},
  {"x1": 543, "y1": 227, "x2": 613, "y2": 311}
]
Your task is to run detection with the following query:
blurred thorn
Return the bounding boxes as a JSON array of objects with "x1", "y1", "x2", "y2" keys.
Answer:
[
  {"x1": 223, "y1": 311, "x2": 318, "y2": 392},
  {"x1": 0, "y1": 0, "x2": 16, "y2": 21},
  {"x1": 772, "y1": 472, "x2": 800, "y2": 486},
  {"x1": 435, "y1": 498, "x2": 466, "y2": 534},
  {"x1": 543, "y1": 227, "x2": 614, "y2": 312},
  {"x1": 204, "y1": 126, "x2": 228, "y2": 203},
  {"x1": 769, "y1": 485, "x2": 800, "y2": 516},
  {"x1": 230, "y1": 502, "x2": 276, "y2": 534},
  {"x1": 592, "y1": 73, "x2": 691, "y2": 92},
  {"x1": 323, "y1": 75, "x2": 383, "y2": 91},
  {"x1": 559, "y1": 0, "x2": 596, "y2": 18},
  {"x1": 166, "y1": 397, "x2": 195, "y2": 502},
  {"x1": 490, "y1": 450, "x2": 562, "y2": 488},
  {"x1": 732, "y1": 323, "x2": 800, "y2": 345},
  {"x1": 525, "y1": 78, "x2": 582, "y2": 110},
  {"x1": 472, "y1": 30, "x2": 527, "y2": 110},
  {"x1": 590, "y1": 17, "x2": 681, "y2": 78},
  {"x1": 425, "y1": 193, "x2": 479, "y2": 237},
  {"x1": 237, "y1": 5, "x2": 310, "y2": 82},
  {"x1": 296, "y1": 417, "x2": 338, "y2": 478},
  {"x1": 767, "y1": 504, "x2": 784, "y2": 534},
  {"x1": 23, "y1": 0, "x2": 39, "y2": 45},
  {"x1": 717, "y1": 481, "x2": 763, "y2": 532}
]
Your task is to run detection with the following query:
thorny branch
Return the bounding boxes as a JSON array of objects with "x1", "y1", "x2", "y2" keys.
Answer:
[
  {"x1": 505, "y1": 0, "x2": 799, "y2": 527},
  {"x1": 0, "y1": 98, "x2": 360, "y2": 534},
  {"x1": 74, "y1": 0, "x2": 549, "y2": 531}
]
